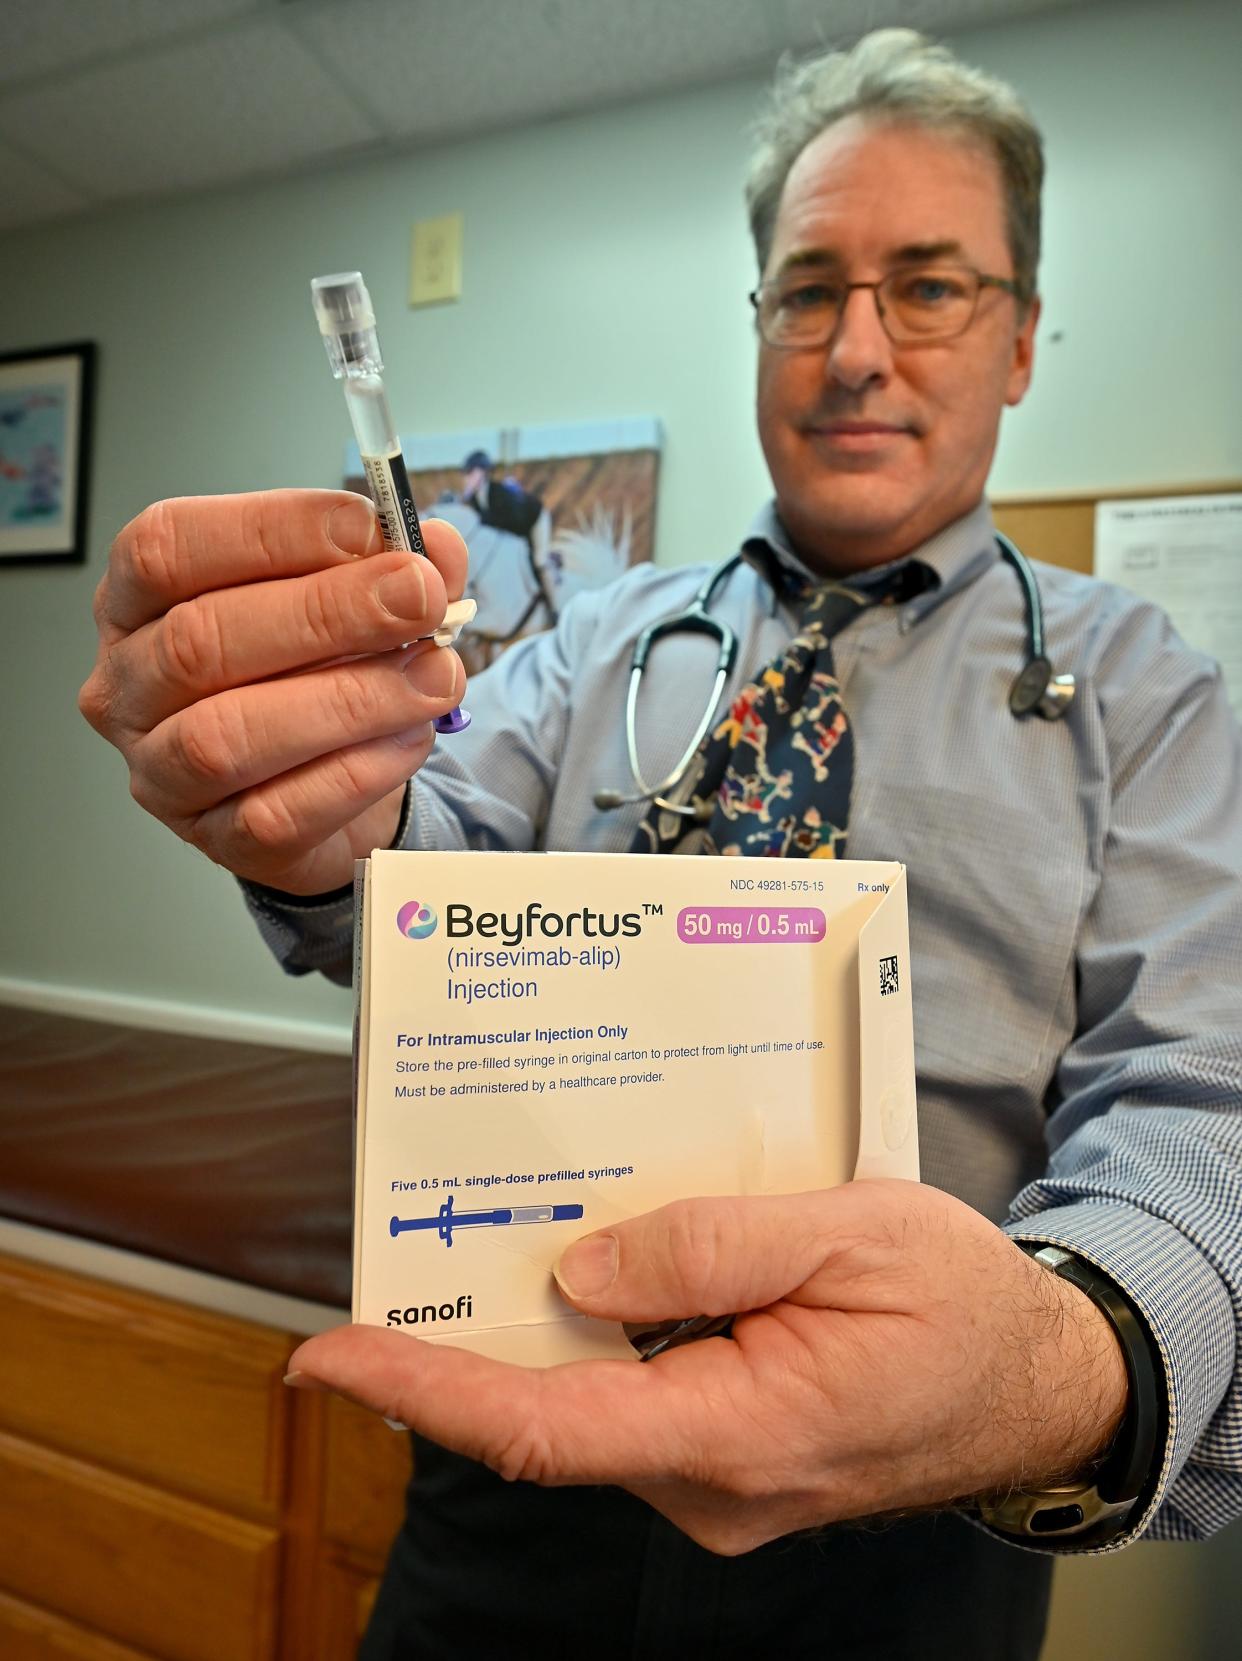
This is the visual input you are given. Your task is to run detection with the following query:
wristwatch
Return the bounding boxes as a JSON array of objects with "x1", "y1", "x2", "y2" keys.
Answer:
[{"x1": 974, "y1": 1244, "x2": 1166, "y2": 1546}]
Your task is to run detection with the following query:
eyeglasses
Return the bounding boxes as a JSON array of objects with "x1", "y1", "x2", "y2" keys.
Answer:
[{"x1": 749, "y1": 265, "x2": 1022, "y2": 348}]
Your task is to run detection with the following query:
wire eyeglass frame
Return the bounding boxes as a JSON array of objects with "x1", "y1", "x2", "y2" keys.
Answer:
[{"x1": 749, "y1": 265, "x2": 1023, "y2": 348}]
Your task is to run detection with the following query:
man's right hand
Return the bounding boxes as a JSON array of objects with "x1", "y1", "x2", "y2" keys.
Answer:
[{"x1": 79, "y1": 489, "x2": 468, "y2": 897}]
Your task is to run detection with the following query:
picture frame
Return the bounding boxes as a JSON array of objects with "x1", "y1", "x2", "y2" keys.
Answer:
[
  {"x1": 345, "y1": 417, "x2": 661, "y2": 677},
  {"x1": 0, "y1": 341, "x2": 96, "y2": 566}
]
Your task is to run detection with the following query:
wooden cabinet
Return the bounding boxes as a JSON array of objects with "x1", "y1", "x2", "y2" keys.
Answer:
[
  {"x1": 0, "y1": 1253, "x2": 409, "y2": 1661},
  {"x1": 279, "y1": 1391, "x2": 409, "y2": 1661},
  {"x1": 0, "y1": 1587, "x2": 157, "y2": 1660}
]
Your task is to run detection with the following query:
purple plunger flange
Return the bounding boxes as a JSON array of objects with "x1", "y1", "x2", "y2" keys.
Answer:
[{"x1": 434, "y1": 706, "x2": 471, "y2": 734}]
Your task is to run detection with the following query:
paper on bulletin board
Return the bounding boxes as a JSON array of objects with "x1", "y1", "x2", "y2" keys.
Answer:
[{"x1": 1094, "y1": 494, "x2": 1242, "y2": 717}]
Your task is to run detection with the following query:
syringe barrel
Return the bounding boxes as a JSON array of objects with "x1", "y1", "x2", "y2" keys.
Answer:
[{"x1": 343, "y1": 375, "x2": 399, "y2": 461}]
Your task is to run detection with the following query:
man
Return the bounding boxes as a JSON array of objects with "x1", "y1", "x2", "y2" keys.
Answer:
[
  {"x1": 80, "y1": 28, "x2": 1241, "y2": 1661},
  {"x1": 454, "y1": 447, "x2": 557, "y2": 655},
  {"x1": 460, "y1": 449, "x2": 542, "y2": 544}
]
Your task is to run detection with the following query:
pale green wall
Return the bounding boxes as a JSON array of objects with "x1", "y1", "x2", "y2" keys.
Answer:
[{"x1": 1, "y1": 0, "x2": 1239, "y2": 1037}]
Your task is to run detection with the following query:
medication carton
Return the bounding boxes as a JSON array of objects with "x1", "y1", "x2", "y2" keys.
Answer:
[{"x1": 353, "y1": 850, "x2": 917, "y2": 1364}]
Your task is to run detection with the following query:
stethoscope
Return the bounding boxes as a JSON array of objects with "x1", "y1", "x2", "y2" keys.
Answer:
[{"x1": 594, "y1": 532, "x2": 1076, "y2": 818}]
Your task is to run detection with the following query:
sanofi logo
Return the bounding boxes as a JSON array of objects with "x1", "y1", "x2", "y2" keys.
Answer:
[{"x1": 396, "y1": 900, "x2": 438, "y2": 940}]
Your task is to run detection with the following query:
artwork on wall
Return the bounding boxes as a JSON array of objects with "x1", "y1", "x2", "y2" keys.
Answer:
[
  {"x1": 346, "y1": 417, "x2": 660, "y2": 677},
  {"x1": 0, "y1": 342, "x2": 95, "y2": 567}
]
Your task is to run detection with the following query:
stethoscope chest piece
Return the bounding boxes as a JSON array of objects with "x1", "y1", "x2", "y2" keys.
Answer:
[{"x1": 1009, "y1": 655, "x2": 1076, "y2": 720}]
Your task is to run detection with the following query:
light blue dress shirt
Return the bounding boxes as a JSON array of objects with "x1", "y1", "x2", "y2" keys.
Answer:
[{"x1": 246, "y1": 498, "x2": 1242, "y2": 1551}]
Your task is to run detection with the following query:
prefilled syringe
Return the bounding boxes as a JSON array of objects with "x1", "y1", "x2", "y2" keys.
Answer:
[{"x1": 310, "y1": 271, "x2": 472, "y2": 733}]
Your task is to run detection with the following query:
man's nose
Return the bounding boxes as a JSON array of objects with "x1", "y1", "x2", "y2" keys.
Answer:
[{"x1": 824, "y1": 285, "x2": 893, "y2": 393}]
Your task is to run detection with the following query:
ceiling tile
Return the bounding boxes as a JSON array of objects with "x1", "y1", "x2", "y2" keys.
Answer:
[
  {"x1": 294, "y1": 0, "x2": 779, "y2": 142},
  {"x1": 777, "y1": 0, "x2": 1082, "y2": 43},
  {"x1": 0, "y1": 138, "x2": 89, "y2": 231},
  {"x1": 0, "y1": 17, "x2": 382, "y2": 201},
  {"x1": 0, "y1": 0, "x2": 1101, "y2": 230},
  {"x1": 0, "y1": 0, "x2": 260, "y2": 86}
]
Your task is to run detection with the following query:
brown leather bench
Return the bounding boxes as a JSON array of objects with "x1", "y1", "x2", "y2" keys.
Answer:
[{"x1": 0, "y1": 1002, "x2": 354, "y2": 1308}]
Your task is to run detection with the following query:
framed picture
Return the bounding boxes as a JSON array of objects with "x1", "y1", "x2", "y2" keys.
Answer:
[
  {"x1": 0, "y1": 342, "x2": 96, "y2": 566},
  {"x1": 346, "y1": 417, "x2": 661, "y2": 677}
]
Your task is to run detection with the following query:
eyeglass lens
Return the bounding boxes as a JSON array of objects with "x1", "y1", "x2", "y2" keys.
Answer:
[{"x1": 759, "y1": 267, "x2": 982, "y2": 345}]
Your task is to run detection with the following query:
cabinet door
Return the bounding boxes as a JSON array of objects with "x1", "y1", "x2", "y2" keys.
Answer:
[
  {"x1": 0, "y1": 1431, "x2": 280, "y2": 1661},
  {"x1": 293, "y1": 1548, "x2": 380, "y2": 1661},
  {"x1": 0, "y1": 1587, "x2": 158, "y2": 1660},
  {"x1": 0, "y1": 1255, "x2": 293, "y2": 1520},
  {"x1": 321, "y1": 1394, "x2": 411, "y2": 1563},
  {"x1": 278, "y1": 1392, "x2": 409, "y2": 1661}
]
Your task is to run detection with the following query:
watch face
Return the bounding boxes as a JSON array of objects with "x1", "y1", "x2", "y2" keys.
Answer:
[
  {"x1": 977, "y1": 1485, "x2": 1136, "y2": 1543},
  {"x1": 1026, "y1": 1501, "x2": 1087, "y2": 1536}
]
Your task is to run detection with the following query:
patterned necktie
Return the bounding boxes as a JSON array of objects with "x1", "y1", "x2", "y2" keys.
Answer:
[{"x1": 631, "y1": 559, "x2": 930, "y2": 859}]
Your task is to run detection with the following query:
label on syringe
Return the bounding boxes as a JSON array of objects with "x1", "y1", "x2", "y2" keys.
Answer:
[{"x1": 363, "y1": 449, "x2": 426, "y2": 556}]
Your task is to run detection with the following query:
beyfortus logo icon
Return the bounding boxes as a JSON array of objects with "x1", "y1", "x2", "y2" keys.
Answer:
[{"x1": 396, "y1": 900, "x2": 438, "y2": 940}]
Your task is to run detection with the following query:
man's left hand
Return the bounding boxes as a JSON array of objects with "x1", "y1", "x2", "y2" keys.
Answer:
[{"x1": 285, "y1": 1179, "x2": 1127, "y2": 1554}]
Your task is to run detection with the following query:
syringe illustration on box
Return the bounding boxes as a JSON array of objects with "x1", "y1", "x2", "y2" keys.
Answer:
[{"x1": 389, "y1": 1192, "x2": 585, "y2": 1248}]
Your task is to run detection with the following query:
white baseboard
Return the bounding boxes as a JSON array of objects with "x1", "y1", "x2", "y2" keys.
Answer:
[
  {"x1": 0, "y1": 1216, "x2": 345, "y2": 1336},
  {"x1": 0, "y1": 974, "x2": 351, "y2": 1055}
]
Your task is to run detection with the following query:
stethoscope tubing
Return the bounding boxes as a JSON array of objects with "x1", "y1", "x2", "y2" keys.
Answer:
[
  {"x1": 623, "y1": 659, "x2": 732, "y2": 807},
  {"x1": 597, "y1": 534, "x2": 1071, "y2": 816},
  {"x1": 995, "y1": 531, "x2": 1045, "y2": 661}
]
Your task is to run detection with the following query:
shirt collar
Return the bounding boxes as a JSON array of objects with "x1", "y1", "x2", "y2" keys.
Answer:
[{"x1": 741, "y1": 498, "x2": 1000, "y2": 628}]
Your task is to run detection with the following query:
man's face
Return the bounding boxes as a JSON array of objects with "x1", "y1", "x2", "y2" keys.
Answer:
[{"x1": 755, "y1": 116, "x2": 1039, "y2": 573}]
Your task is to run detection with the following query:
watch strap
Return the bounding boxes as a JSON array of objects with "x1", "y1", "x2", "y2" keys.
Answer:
[{"x1": 975, "y1": 1244, "x2": 1166, "y2": 1545}]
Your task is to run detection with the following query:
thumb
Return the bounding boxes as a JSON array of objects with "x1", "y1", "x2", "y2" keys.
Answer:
[{"x1": 553, "y1": 1191, "x2": 840, "y2": 1322}]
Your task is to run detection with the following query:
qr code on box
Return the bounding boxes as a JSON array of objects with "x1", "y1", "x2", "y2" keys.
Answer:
[{"x1": 879, "y1": 955, "x2": 899, "y2": 996}]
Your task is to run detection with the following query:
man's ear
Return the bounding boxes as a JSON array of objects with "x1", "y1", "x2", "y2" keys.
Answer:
[{"x1": 1005, "y1": 295, "x2": 1041, "y2": 407}]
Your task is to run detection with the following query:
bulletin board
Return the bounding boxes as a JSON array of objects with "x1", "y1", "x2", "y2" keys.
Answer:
[{"x1": 992, "y1": 479, "x2": 1242, "y2": 574}]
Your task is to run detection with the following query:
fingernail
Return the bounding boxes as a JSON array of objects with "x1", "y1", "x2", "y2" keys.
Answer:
[
  {"x1": 283, "y1": 1370, "x2": 316, "y2": 1389},
  {"x1": 555, "y1": 1234, "x2": 618, "y2": 1299},
  {"x1": 383, "y1": 1416, "x2": 409, "y2": 1432},
  {"x1": 404, "y1": 646, "x2": 458, "y2": 697},
  {"x1": 375, "y1": 559, "x2": 427, "y2": 622},
  {"x1": 327, "y1": 499, "x2": 381, "y2": 557}
]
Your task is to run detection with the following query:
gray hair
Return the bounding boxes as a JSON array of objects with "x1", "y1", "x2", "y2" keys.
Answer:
[{"x1": 745, "y1": 29, "x2": 1043, "y2": 303}]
